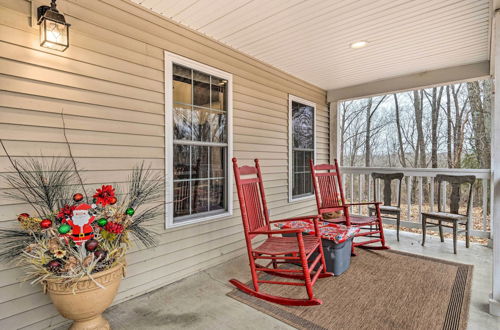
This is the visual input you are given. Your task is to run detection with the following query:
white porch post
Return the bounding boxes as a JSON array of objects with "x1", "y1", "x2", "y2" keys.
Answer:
[
  {"x1": 490, "y1": 7, "x2": 500, "y2": 317},
  {"x1": 329, "y1": 101, "x2": 339, "y2": 163}
]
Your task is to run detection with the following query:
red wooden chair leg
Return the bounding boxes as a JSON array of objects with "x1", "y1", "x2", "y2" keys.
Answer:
[
  {"x1": 296, "y1": 234, "x2": 314, "y2": 300},
  {"x1": 377, "y1": 219, "x2": 389, "y2": 249},
  {"x1": 316, "y1": 237, "x2": 333, "y2": 276},
  {"x1": 375, "y1": 207, "x2": 389, "y2": 249},
  {"x1": 351, "y1": 243, "x2": 357, "y2": 256}
]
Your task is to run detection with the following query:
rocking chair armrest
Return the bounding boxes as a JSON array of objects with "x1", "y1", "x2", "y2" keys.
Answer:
[
  {"x1": 249, "y1": 228, "x2": 304, "y2": 236},
  {"x1": 269, "y1": 215, "x2": 320, "y2": 224},
  {"x1": 345, "y1": 202, "x2": 382, "y2": 207}
]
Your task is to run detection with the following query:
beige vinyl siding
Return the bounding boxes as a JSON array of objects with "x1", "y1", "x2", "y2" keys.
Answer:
[{"x1": 0, "y1": 0, "x2": 328, "y2": 328}]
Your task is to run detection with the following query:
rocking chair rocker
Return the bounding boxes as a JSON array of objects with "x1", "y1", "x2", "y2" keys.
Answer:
[
  {"x1": 231, "y1": 158, "x2": 333, "y2": 306},
  {"x1": 310, "y1": 159, "x2": 389, "y2": 250}
]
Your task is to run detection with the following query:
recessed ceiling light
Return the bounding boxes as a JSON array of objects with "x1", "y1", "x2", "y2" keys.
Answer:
[{"x1": 350, "y1": 41, "x2": 368, "y2": 49}]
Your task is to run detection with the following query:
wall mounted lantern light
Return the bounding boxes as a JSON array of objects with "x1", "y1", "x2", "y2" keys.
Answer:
[{"x1": 37, "y1": 0, "x2": 70, "y2": 51}]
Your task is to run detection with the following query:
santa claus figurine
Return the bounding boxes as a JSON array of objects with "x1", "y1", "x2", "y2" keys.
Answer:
[{"x1": 66, "y1": 203, "x2": 96, "y2": 245}]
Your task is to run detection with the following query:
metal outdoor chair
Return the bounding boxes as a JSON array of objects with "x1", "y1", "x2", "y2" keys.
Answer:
[
  {"x1": 368, "y1": 172, "x2": 404, "y2": 241},
  {"x1": 231, "y1": 158, "x2": 333, "y2": 306},
  {"x1": 421, "y1": 174, "x2": 475, "y2": 254},
  {"x1": 310, "y1": 159, "x2": 389, "y2": 250}
]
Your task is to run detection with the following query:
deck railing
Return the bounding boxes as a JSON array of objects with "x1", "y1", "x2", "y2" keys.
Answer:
[{"x1": 340, "y1": 167, "x2": 491, "y2": 238}]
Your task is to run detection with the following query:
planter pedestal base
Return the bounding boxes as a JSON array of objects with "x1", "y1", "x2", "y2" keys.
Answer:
[{"x1": 70, "y1": 314, "x2": 110, "y2": 330}]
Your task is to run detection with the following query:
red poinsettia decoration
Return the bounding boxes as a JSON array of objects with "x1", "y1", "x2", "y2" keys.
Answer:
[
  {"x1": 93, "y1": 185, "x2": 116, "y2": 206},
  {"x1": 103, "y1": 221, "x2": 124, "y2": 234},
  {"x1": 57, "y1": 205, "x2": 76, "y2": 220}
]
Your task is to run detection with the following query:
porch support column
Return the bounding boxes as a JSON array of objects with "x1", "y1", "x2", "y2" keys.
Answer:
[
  {"x1": 329, "y1": 101, "x2": 339, "y2": 163},
  {"x1": 490, "y1": 7, "x2": 500, "y2": 317}
]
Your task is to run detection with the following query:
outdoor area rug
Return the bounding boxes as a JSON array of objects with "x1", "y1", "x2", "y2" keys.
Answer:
[{"x1": 227, "y1": 249, "x2": 472, "y2": 330}]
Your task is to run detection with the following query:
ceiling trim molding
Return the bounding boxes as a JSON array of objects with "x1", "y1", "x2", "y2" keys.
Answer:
[{"x1": 327, "y1": 61, "x2": 490, "y2": 102}]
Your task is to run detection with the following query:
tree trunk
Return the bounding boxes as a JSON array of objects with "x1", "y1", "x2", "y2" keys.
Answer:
[
  {"x1": 446, "y1": 86, "x2": 453, "y2": 167},
  {"x1": 414, "y1": 90, "x2": 426, "y2": 168},
  {"x1": 429, "y1": 87, "x2": 443, "y2": 168},
  {"x1": 365, "y1": 98, "x2": 373, "y2": 167},
  {"x1": 468, "y1": 81, "x2": 491, "y2": 169},
  {"x1": 482, "y1": 80, "x2": 492, "y2": 168},
  {"x1": 394, "y1": 94, "x2": 407, "y2": 167},
  {"x1": 451, "y1": 84, "x2": 463, "y2": 168}
]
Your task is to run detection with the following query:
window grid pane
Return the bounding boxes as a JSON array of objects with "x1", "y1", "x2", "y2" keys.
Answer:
[{"x1": 172, "y1": 64, "x2": 228, "y2": 221}]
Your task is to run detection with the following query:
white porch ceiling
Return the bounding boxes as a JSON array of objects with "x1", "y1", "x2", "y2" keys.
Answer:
[{"x1": 131, "y1": 0, "x2": 492, "y2": 90}]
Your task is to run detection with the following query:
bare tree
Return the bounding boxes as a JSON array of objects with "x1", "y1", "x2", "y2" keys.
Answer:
[
  {"x1": 467, "y1": 80, "x2": 491, "y2": 168},
  {"x1": 445, "y1": 86, "x2": 453, "y2": 167},
  {"x1": 340, "y1": 79, "x2": 490, "y2": 172},
  {"x1": 364, "y1": 96, "x2": 386, "y2": 167},
  {"x1": 340, "y1": 101, "x2": 366, "y2": 166},
  {"x1": 413, "y1": 90, "x2": 426, "y2": 168},
  {"x1": 393, "y1": 94, "x2": 407, "y2": 167},
  {"x1": 451, "y1": 84, "x2": 468, "y2": 168},
  {"x1": 424, "y1": 87, "x2": 443, "y2": 168}
]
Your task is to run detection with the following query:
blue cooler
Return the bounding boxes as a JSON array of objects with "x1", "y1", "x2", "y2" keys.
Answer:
[
  {"x1": 316, "y1": 237, "x2": 352, "y2": 275},
  {"x1": 282, "y1": 233, "x2": 353, "y2": 276}
]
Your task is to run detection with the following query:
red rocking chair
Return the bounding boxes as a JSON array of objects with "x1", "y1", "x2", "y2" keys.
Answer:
[
  {"x1": 231, "y1": 158, "x2": 333, "y2": 306},
  {"x1": 310, "y1": 159, "x2": 389, "y2": 250}
]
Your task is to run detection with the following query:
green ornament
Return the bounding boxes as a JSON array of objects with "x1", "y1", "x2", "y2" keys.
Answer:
[
  {"x1": 125, "y1": 208, "x2": 135, "y2": 216},
  {"x1": 97, "y1": 218, "x2": 108, "y2": 227},
  {"x1": 58, "y1": 224, "x2": 71, "y2": 234}
]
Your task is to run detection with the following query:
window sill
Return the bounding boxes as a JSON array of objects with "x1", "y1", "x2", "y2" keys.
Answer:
[
  {"x1": 289, "y1": 194, "x2": 315, "y2": 203},
  {"x1": 165, "y1": 210, "x2": 232, "y2": 229}
]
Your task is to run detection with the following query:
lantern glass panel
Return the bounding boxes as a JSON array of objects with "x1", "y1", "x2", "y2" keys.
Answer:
[{"x1": 40, "y1": 19, "x2": 69, "y2": 51}]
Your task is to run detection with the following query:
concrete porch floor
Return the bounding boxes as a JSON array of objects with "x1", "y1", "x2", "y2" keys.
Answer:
[{"x1": 93, "y1": 230, "x2": 499, "y2": 330}]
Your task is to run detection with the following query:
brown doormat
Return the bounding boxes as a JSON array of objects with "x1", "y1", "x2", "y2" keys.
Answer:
[{"x1": 227, "y1": 249, "x2": 472, "y2": 330}]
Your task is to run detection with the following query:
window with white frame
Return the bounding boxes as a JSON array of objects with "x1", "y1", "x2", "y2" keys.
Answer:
[
  {"x1": 289, "y1": 95, "x2": 316, "y2": 201},
  {"x1": 165, "y1": 52, "x2": 232, "y2": 227}
]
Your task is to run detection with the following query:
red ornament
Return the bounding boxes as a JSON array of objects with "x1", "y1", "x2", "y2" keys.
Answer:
[
  {"x1": 85, "y1": 238, "x2": 99, "y2": 252},
  {"x1": 40, "y1": 219, "x2": 52, "y2": 229},
  {"x1": 104, "y1": 221, "x2": 124, "y2": 234},
  {"x1": 17, "y1": 213, "x2": 29, "y2": 221},
  {"x1": 109, "y1": 196, "x2": 117, "y2": 205},
  {"x1": 73, "y1": 193, "x2": 84, "y2": 202},
  {"x1": 46, "y1": 260, "x2": 63, "y2": 272},
  {"x1": 94, "y1": 249, "x2": 107, "y2": 261},
  {"x1": 93, "y1": 185, "x2": 116, "y2": 207}
]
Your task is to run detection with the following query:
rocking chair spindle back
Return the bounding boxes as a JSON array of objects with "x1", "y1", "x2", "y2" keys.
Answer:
[
  {"x1": 311, "y1": 162, "x2": 347, "y2": 213},
  {"x1": 234, "y1": 163, "x2": 270, "y2": 238}
]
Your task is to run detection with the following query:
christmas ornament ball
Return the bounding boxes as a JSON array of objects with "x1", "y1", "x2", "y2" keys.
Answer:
[
  {"x1": 97, "y1": 218, "x2": 108, "y2": 227},
  {"x1": 85, "y1": 238, "x2": 99, "y2": 252},
  {"x1": 73, "y1": 193, "x2": 84, "y2": 202},
  {"x1": 58, "y1": 223, "x2": 71, "y2": 234},
  {"x1": 125, "y1": 207, "x2": 135, "y2": 216},
  {"x1": 46, "y1": 259, "x2": 62, "y2": 271},
  {"x1": 40, "y1": 219, "x2": 52, "y2": 229},
  {"x1": 94, "y1": 249, "x2": 107, "y2": 260},
  {"x1": 109, "y1": 196, "x2": 118, "y2": 205},
  {"x1": 17, "y1": 213, "x2": 29, "y2": 221}
]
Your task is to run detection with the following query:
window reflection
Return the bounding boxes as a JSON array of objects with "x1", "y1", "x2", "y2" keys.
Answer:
[
  {"x1": 172, "y1": 64, "x2": 229, "y2": 220},
  {"x1": 291, "y1": 100, "x2": 315, "y2": 198}
]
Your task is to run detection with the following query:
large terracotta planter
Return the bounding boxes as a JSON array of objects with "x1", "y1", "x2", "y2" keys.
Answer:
[{"x1": 43, "y1": 262, "x2": 125, "y2": 330}]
